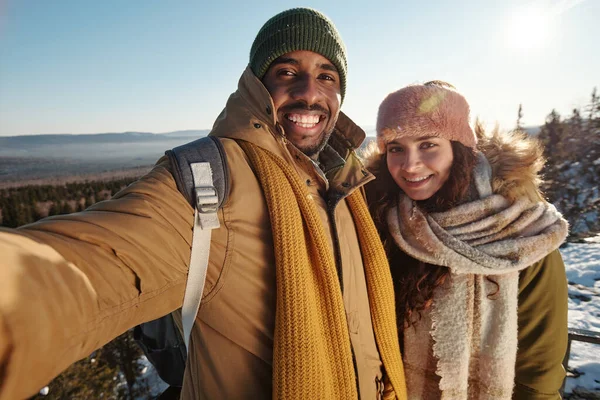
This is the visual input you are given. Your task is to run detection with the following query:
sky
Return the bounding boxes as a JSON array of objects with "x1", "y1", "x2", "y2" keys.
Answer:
[{"x1": 0, "y1": 0, "x2": 598, "y2": 136}]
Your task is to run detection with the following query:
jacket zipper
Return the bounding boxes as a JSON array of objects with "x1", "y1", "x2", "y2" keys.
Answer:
[
  {"x1": 327, "y1": 191, "x2": 361, "y2": 399},
  {"x1": 327, "y1": 192, "x2": 345, "y2": 292}
]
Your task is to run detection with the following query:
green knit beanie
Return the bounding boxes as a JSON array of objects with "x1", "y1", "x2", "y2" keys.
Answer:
[{"x1": 249, "y1": 7, "x2": 348, "y2": 101}]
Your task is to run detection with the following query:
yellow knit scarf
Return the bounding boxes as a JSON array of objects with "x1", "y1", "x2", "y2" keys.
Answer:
[{"x1": 239, "y1": 141, "x2": 407, "y2": 400}]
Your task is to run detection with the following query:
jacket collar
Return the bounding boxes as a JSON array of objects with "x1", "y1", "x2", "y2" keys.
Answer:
[{"x1": 209, "y1": 67, "x2": 373, "y2": 193}]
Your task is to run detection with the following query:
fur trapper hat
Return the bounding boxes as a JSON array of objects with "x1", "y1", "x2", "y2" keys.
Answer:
[{"x1": 376, "y1": 81, "x2": 477, "y2": 152}]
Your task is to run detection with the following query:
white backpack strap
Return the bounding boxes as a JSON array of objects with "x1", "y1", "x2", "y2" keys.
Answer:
[{"x1": 181, "y1": 162, "x2": 220, "y2": 349}]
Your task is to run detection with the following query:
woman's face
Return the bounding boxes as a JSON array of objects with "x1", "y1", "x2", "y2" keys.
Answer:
[{"x1": 386, "y1": 135, "x2": 454, "y2": 201}]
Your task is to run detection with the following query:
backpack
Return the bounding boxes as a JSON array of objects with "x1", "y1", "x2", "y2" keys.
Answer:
[{"x1": 133, "y1": 135, "x2": 230, "y2": 390}]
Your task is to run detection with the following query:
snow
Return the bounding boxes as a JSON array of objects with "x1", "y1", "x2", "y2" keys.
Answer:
[
  {"x1": 562, "y1": 239, "x2": 600, "y2": 395},
  {"x1": 586, "y1": 236, "x2": 600, "y2": 244},
  {"x1": 134, "y1": 356, "x2": 169, "y2": 399}
]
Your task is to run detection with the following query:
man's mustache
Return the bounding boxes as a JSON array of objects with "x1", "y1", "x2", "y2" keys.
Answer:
[{"x1": 279, "y1": 102, "x2": 329, "y2": 116}]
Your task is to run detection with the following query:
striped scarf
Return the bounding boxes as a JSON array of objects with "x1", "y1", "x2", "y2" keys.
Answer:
[{"x1": 239, "y1": 140, "x2": 407, "y2": 400}]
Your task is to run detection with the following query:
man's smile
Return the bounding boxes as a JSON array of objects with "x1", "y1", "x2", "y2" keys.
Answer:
[{"x1": 284, "y1": 113, "x2": 325, "y2": 129}]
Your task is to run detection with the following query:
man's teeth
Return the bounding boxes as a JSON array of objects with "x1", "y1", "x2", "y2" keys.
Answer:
[
  {"x1": 405, "y1": 175, "x2": 431, "y2": 182},
  {"x1": 287, "y1": 114, "x2": 320, "y2": 127}
]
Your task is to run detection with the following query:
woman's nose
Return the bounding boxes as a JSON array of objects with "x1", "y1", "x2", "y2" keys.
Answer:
[{"x1": 402, "y1": 151, "x2": 422, "y2": 172}]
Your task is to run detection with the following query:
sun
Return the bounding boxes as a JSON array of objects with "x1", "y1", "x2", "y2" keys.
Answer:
[{"x1": 505, "y1": 5, "x2": 551, "y2": 50}]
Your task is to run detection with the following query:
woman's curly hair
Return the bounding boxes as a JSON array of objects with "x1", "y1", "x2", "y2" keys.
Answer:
[{"x1": 365, "y1": 140, "x2": 479, "y2": 330}]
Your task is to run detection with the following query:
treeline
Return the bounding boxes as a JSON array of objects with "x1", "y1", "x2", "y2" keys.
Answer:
[
  {"x1": 533, "y1": 87, "x2": 600, "y2": 237},
  {"x1": 30, "y1": 332, "x2": 153, "y2": 399},
  {"x1": 0, "y1": 178, "x2": 135, "y2": 228}
]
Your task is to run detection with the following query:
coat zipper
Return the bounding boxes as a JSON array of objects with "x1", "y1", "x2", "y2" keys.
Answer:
[
  {"x1": 327, "y1": 191, "x2": 361, "y2": 399},
  {"x1": 327, "y1": 192, "x2": 345, "y2": 292}
]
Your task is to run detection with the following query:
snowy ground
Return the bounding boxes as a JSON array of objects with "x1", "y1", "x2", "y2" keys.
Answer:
[
  {"x1": 563, "y1": 236, "x2": 600, "y2": 397},
  {"x1": 132, "y1": 356, "x2": 169, "y2": 399}
]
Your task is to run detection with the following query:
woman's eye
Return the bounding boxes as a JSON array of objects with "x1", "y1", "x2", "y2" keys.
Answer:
[
  {"x1": 420, "y1": 142, "x2": 436, "y2": 149},
  {"x1": 388, "y1": 146, "x2": 403, "y2": 153}
]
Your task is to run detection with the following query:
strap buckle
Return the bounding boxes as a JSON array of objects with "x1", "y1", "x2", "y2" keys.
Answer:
[{"x1": 195, "y1": 186, "x2": 218, "y2": 214}]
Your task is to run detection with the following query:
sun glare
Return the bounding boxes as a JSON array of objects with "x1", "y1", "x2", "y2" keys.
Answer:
[{"x1": 505, "y1": 5, "x2": 551, "y2": 50}]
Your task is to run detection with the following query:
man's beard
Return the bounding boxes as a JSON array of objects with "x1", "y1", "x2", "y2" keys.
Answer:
[
  {"x1": 299, "y1": 131, "x2": 332, "y2": 157},
  {"x1": 277, "y1": 102, "x2": 336, "y2": 158}
]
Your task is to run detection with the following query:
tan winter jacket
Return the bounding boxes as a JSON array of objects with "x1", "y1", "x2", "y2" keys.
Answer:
[{"x1": 0, "y1": 67, "x2": 386, "y2": 400}]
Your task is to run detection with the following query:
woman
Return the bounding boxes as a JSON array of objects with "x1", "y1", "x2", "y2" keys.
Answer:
[{"x1": 365, "y1": 81, "x2": 569, "y2": 400}]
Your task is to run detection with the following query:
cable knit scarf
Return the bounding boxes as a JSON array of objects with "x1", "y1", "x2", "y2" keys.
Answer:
[
  {"x1": 387, "y1": 153, "x2": 568, "y2": 400},
  {"x1": 239, "y1": 141, "x2": 407, "y2": 400}
]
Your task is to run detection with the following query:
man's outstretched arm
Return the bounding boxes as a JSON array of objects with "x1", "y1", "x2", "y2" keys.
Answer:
[{"x1": 0, "y1": 158, "x2": 193, "y2": 400}]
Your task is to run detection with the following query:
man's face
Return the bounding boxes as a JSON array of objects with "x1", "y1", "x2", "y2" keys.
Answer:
[{"x1": 262, "y1": 50, "x2": 342, "y2": 156}]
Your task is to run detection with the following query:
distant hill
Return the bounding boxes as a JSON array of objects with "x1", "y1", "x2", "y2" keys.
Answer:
[
  {"x1": 161, "y1": 130, "x2": 210, "y2": 137},
  {"x1": 522, "y1": 126, "x2": 541, "y2": 136},
  {"x1": 0, "y1": 130, "x2": 210, "y2": 183},
  {"x1": 0, "y1": 125, "x2": 541, "y2": 184},
  {"x1": 0, "y1": 130, "x2": 210, "y2": 148}
]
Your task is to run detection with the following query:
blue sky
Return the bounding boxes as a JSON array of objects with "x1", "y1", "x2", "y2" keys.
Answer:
[{"x1": 0, "y1": 0, "x2": 598, "y2": 136}]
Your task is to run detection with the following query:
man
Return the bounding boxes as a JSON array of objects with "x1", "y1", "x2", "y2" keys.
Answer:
[{"x1": 0, "y1": 8, "x2": 406, "y2": 400}]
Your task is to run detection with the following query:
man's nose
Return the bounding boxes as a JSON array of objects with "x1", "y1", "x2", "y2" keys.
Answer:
[{"x1": 291, "y1": 75, "x2": 319, "y2": 105}]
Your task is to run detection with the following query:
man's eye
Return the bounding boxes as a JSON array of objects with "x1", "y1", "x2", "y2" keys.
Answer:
[
  {"x1": 319, "y1": 74, "x2": 336, "y2": 81},
  {"x1": 388, "y1": 146, "x2": 403, "y2": 153},
  {"x1": 278, "y1": 69, "x2": 295, "y2": 77}
]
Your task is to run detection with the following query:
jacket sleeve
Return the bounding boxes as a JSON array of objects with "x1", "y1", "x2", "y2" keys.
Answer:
[
  {"x1": 0, "y1": 157, "x2": 194, "y2": 400},
  {"x1": 513, "y1": 248, "x2": 568, "y2": 400}
]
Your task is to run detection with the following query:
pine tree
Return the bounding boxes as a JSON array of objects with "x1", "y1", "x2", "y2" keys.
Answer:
[
  {"x1": 580, "y1": 88, "x2": 600, "y2": 233},
  {"x1": 48, "y1": 202, "x2": 59, "y2": 216},
  {"x1": 2, "y1": 196, "x2": 20, "y2": 228},
  {"x1": 588, "y1": 87, "x2": 598, "y2": 121},
  {"x1": 567, "y1": 108, "x2": 584, "y2": 156},
  {"x1": 538, "y1": 93, "x2": 600, "y2": 236},
  {"x1": 538, "y1": 109, "x2": 566, "y2": 166},
  {"x1": 85, "y1": 196, "x2": 94, "y2": 208},
  {"x1": 102, "y1": 331, "x2": 150, "y2": 399},
  {"x1": 59, "y1": 201, "x2": 72, "y2": 215},
  {"x1": 30, "y1": 353, "x2": 120, "y2": 399},
  {"x1": 516, "y1": 103, "x2": 524, "y2": 131}
]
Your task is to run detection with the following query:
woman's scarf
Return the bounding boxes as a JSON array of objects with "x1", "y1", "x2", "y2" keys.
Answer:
[{"x1": 388, "y1": 153, "x2": 568, "y2": 399}]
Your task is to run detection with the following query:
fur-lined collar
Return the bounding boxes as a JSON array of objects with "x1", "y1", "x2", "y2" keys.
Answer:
[{"x1": 474, "y1": 123, "x2": 545, "y2": 203}]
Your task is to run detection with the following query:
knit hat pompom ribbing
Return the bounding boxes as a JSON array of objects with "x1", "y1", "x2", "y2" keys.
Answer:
[
  {"x1": 250, "y1": 8, "x2": 348, "y2": 101},
  {"x1": 376, "y1": 83, "x2": 477, "y2": 152}
]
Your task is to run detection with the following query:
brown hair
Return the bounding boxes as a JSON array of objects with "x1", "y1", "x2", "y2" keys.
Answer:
[{"x1": 367, "y1": 140, "x2": 480, "y2": 329}]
